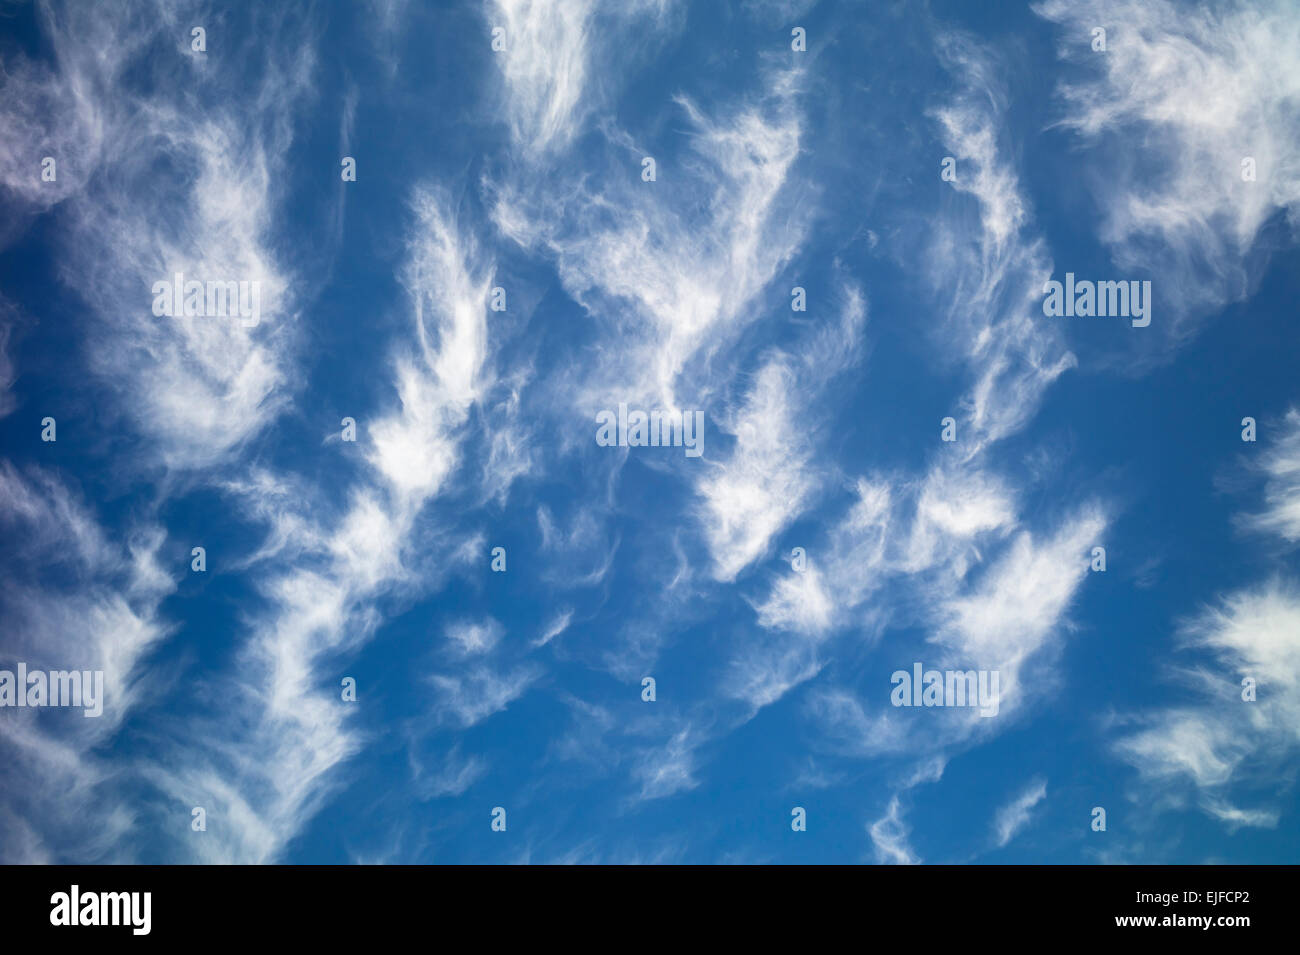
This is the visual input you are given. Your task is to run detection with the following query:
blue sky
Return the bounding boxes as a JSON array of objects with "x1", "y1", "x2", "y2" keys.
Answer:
[{"x1": 1, "y1": 0, "x2": 1299, "y2": 864}]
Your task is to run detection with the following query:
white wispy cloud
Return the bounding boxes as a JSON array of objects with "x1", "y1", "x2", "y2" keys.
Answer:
[
  {"x1": 1246, "y1": 408, "x2": 1300, "y2": 544},
  {"x1": 868, "y1": 796, "x2": 919, "y2": 865},
  {"x1": 700, "y1": 284, "x2": 867, "y2": 583},
  {"x1": 632, "y1": 725, "x2": 703, "y2": 801},
  {"x1": 793, "y1": 501, "x2": 1101, "y2": 767},
  {"x1": 992, "y1": 777, "x2": 1047, "y2": 848},
  {"x1": 489, "y1": 0, "x2": 676, "y2": 156},
  {"x1": 535, "y1": 502, "x2": 620, "y2": 589},
  {"x1": 727, "y1": 39, "x2": 1110, "y2": 848},
  {"x1": 928, "y1": 32, "x2": 1076, "y2": 455},
  {"x1": 409, "y1": 745, "x2": 488, "y2": 800},
  {"x1": 490, "y1": 0, "x2": 598, "y2": 155},
  {"x1": 0, "y1": 464, "x2": 174, "y2": 863},
  {"x1": 935, "y1": 505, "x2": 1105, "y2": 721},
  {"x1": 698, "y1": 361, "x2": 815, "y2": 582},
  {"x1": 444, "y1": 617, "x2": 505, "y2": 656},
  {"x1": 146, "y1": 188, "x2": 506, "y2": 862},
  {"x1": 1114, "y1": 411, "x2": 1300, "y2": 833},
  {"x1": 1035, "y1": 0, "x2": 1300, "y2": 341},
  {"x1": 534, "y1": 607, "x2": 574, "y2": 647},
  {"x1": 431, "y1": 664, "x2": 542, "y2": 727},
  {"x1": 488, "y1": 66, "x2": 811, "y2": 412},
  {"x1": 1115, "y1": 580, "x2": 1300, "y2": 828},
  {"x1": 0, "y1": 464, "x2": 175, "y2": 727},
  {"x1": 0, "y1": 3, "x2": 317, "y2": 470}
]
